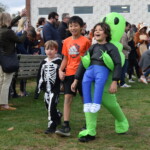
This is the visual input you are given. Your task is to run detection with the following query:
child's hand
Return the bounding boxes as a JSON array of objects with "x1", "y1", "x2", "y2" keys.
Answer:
[
  {"x1": 59, "y1": 70, "x2": 65, "y2": 81},
  {"x1": 71, "y1": 80, "x2": 78, "y2": 92},
  {"x1": 109, "y1": 81, "x2": 117, "y2": 94}
]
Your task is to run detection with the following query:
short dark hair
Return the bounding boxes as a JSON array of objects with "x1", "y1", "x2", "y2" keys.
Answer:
[
  {"x1": 36, "y1": 17, "x2": 45, "y2": 27},
  {"x1": 126, "y1": 21, "x2": 131, "y2": 27},
  {"x1": 68, "y1": 16, "x2": 84, "y2": 27},
  {"x1": 27, "y1": 26, "x2": 36, "y2": 38},
  {"x1": 48, "y1": 12, "x2": 58, "y2": 20},
  {"x1": 93, "y1": 22, "x2": 111, "y2": 42}
]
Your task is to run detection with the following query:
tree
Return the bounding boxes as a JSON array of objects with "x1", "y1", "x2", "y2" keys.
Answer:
[{"x1": 0, "y1": 2, "x2": 7, "y2": 12}]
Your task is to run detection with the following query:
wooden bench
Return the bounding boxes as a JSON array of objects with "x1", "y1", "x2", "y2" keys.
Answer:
[{"x1": 16, "y1": 55, "x2": 46, "y2": 79}]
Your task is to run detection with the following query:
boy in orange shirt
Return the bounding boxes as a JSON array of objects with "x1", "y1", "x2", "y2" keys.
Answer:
[{"x1": 55, "y1": 16, "x2": 91, "y2": 136}]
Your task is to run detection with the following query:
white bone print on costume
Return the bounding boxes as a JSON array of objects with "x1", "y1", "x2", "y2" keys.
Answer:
[{"x1": 44, "y1": 62, "x2": 58, "y2": 92}]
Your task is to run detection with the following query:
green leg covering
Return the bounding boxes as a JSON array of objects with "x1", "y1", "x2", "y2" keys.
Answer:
[
  {"x1": 78, "y1": 112, "x2": 98, "y2": 138},
  {"x1": 78, "y1": 72, "x2": 129, "y2": 138},
  {"x1": 102, "y1": 72, "x2": 129, "y2": 133},
  {"x1": 115, "y1": 118, "x2": 129, "y2": 133}
]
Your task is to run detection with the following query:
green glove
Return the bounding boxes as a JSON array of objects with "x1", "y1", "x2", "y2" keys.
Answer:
[
  {"x1": 100, "y1": 50, "x2": 114, "y2": 71},
  {"x1": 81, "y1": 52, "x2": 91, "y2": 69}
]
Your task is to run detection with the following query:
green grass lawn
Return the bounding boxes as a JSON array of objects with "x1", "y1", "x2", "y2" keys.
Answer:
[{"x1": 0, "y1": 80, "x2": 150, "y2": 150}]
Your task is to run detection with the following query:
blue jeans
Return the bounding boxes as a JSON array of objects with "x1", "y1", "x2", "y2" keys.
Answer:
[
  {"x1": 40, "y1": 47, "x2": 45, "y2": 55},
  {"x1": 82, "y1": 65, "x2": 109, "y2": 105},
  {"x1": 144, "y1": 68, "x2": 150, "y2": 77}
]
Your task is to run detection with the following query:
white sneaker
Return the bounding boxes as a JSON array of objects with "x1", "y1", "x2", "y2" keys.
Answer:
[
  {"x1": 90, "y1": 103, "x2": 101, "y2": 113},
  {"x1": 140, "y1": 76, "x2": 148, "y2": 84},
  {"x1": 83, "y1": 103, "x2": 92, "y2": 112},
  {"x1": 128, "y1": 79, "x2": 135, "y2": 83},
  {"x1": 120, "y1": 83, "x2": 131, "y2": 88}
]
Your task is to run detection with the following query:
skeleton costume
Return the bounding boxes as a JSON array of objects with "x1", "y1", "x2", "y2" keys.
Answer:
[{"x1": 37, "y1": 57, "x2": 62, "y2": 130}]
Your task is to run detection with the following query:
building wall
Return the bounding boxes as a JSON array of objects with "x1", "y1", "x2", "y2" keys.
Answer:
[{"x1": 29, "y1": 0, "x2": 150, "y2": 30}]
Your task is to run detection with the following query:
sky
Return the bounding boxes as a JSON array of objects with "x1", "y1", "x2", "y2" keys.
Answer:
[{"x1": 0, "y1": 0, "x2": 25, "y2": 14}]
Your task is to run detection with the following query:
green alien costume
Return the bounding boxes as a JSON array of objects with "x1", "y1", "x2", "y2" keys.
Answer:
[{"x1": 79, "y1": 12, "x2": 129, "y2": 138}]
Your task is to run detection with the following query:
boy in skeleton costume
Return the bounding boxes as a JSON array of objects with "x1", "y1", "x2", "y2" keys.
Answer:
[{"x1": 37, "y1": 40, "x2": 62, "y2": 134}]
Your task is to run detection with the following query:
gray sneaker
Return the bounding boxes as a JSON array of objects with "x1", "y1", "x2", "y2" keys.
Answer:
[{"x1": 55, "y1": 125, "x2": 71, "y2": 136}]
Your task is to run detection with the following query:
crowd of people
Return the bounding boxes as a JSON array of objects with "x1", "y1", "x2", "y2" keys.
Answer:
[{"x1": 0, "y1": 9, "x2": 150, "y2": 142}]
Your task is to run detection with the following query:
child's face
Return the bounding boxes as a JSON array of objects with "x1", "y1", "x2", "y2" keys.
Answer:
[
  {"x1": 68, "y1": 22, "x2": 82, "y2": 37},
  {"x1": 45, "y1": 47, "x2": 57, "y2": 59},
  {"x1": 94, "y1": 25, "x2": 107, "y2": 43}
]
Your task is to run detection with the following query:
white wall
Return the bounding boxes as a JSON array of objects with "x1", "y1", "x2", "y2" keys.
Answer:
[{"x1": 30, "y1": 0, "x2": 150, "y2": 30}]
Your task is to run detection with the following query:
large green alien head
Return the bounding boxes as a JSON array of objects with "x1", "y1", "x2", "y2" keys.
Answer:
[{"x1": 102, "y1": 12, "x2": 126, "y2": 42}]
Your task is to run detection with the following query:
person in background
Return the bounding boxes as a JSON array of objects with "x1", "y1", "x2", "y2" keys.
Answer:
[
  {"x1": 127, "y1": 27, "x2": 141, "y2": 82},
  {"x1": 147, "y1": 29, "x2": 150, "y2": 50},
  {"x1": 36, "y1": 40, "x2": 62, "y2": 134},
  {"x1": 10, "y1": 17, "x2": 29, "y2": 98},
  {"x1": 131, "y1": 24, "x2": 138, "y2": 33},
  {"x1": 27, "y1": 26, "x2": 40, "y2": 55},
  {"x1": 0, "y1": 12, "x2": 28, "y2": 110},
  {"x1": 43, "y1": 12, "x2": 62, "y2": 54},
  {"x1": 16, "y1": 19, "x2": 37, "y2": 97},
  {"x1": 58, "y1": 13, "x2": 71, "y2": 93},
  {"x1": 139, "y1": 50, "x2": 150, "y2": 84},
  {"x1": 134, "y1": 23, "x2": 148, "y2": 60},
  {"x1": 7, "y1": 9, "x2": 27, "y2": 98},
  {"x1": 36, "y1": 17, "x2": 46, "y2": 55},
  {"x1": 134, "y1": 23, "x2": 148, "y2": 78},
  {"x1": 81, "y1": 22, "x2": 89, "y2": 38},
  {"x1": 58, "y1": 13, "x2": 70, "y2": 41},
  {"x1": 120, "y1": 22, "x2": 132, "y2": 88},
  {"x1": 16, "y1": 17, "x2": 29, "y2": 54}
]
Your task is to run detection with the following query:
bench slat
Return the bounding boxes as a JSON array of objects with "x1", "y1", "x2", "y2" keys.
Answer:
[{"x1": 16, "y1": 55, "x2": 46, "y2": 79}]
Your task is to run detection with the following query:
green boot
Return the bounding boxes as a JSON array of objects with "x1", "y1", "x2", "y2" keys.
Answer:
[
  {"x1": 78, "y1": 112, "x2": 98, "y2": 138},
  {"x1": 115, "y1": 118, "x2": 129, "y2": 134}
]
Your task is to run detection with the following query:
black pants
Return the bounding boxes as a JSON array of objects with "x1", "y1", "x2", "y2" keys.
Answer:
[
  {"x1": 128, "y1": 57, "x2": 141, "y2": 79},
  {"x1": 44, "y1": 90, "x2": 60, "y2": 128},
  {"x1": 128, "y1": 41, "x2": 141, "y2": 79},
  {"x1": 20, "y1": 79, "x2": 27, "y2": 93}
]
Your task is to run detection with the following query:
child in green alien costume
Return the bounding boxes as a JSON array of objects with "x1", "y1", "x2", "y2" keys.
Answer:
[{"x1": 77, "y1": 12, "x2": 129, "y2": 142}]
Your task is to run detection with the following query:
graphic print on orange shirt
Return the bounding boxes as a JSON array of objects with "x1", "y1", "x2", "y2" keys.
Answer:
[{"x1": 69, "y1": 43, "x2": 80, "y2": 58}]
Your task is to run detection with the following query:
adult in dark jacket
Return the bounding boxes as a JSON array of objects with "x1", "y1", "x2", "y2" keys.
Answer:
[
  {"x1": 58, "y1": 13, "x2": 71, "y2": 40},
  {"x1": 58, "y1": 13, "x2": 71, "y2": 50},
  {"x1": 43, "y1": 12, "x2": 62, "y2": 54},
  {"x1": 0, "y1": 12, "x2": 28, "y2": 110}
]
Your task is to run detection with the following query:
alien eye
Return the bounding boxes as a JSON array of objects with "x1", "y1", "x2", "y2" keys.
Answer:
[
  {"x1": 103, "y1": 17, "x2": 106, "y2": 23},
  {"x1": 114, "y1": 17, "x2": 119, "y2": 25}
]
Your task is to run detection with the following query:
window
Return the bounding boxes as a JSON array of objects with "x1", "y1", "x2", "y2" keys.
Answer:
[
  {"x1": 74, "y1": 6, "x2": 93, "y2": 14},
  {"x1": 148, "y1": 5, "x2": 150, "y2": 12},
  {"x1": 110, "y1": 5, "x2": 130, "y2": 13},
  {"x1": 39, "y1": 7, "x2": 57, "y2": 15}
]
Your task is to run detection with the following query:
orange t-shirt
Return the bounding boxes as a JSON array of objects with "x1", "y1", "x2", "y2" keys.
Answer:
[{"x1": 62, "y1": 35, "x2": 91, "y2": 76}]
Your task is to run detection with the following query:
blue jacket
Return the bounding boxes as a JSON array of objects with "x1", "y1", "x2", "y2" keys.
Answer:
[
  {"x1": 16, "y1": 31, "x2": 28, "y2": 54},
  {"x1": 43, "y1": 22, "x2": 62, "y2": 54}
]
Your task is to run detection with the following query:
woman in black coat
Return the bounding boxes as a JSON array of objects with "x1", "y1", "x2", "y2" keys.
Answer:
[{"x1": 0, "y1": 12, "x2": 28, "y2": 110}]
